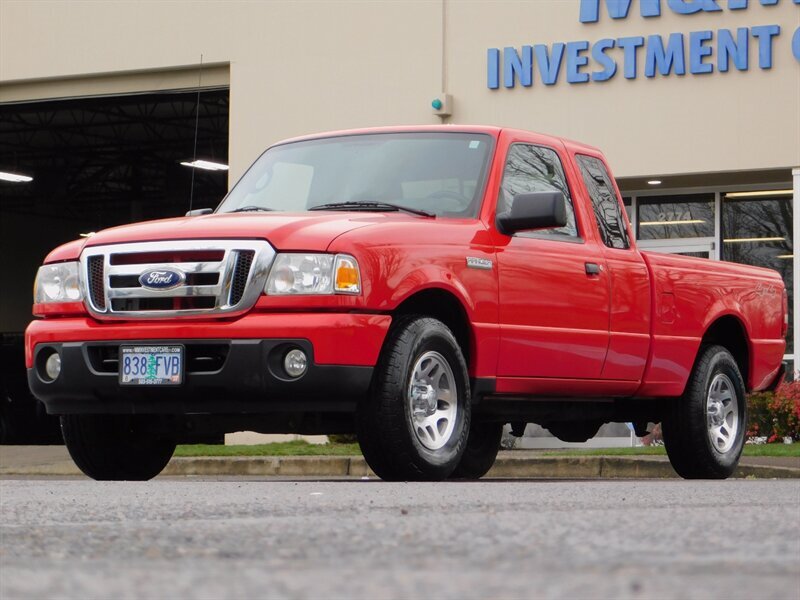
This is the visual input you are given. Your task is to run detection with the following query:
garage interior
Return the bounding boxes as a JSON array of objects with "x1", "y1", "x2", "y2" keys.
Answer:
[{"x1": 0, "y1": 87, "x2": 230, "y2": 441}]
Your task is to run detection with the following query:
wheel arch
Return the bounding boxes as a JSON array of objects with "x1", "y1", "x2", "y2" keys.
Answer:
[
  {"x1": 391, "y1": 287, "x2": 475, "y2": 372},
  {"x1": 700, "y1": 314, "x2": 751, "y2": 390}
]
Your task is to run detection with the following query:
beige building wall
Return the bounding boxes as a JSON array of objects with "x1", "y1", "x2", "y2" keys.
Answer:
[{"x1": 1, "y1": 0, "x2": 799, "y2": 181}]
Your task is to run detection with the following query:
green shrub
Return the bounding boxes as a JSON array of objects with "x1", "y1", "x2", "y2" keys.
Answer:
[
  {"x1": 328, "y1": 433, "x2": 358, "y2": 445},
  {"x1": 747, "y1": 381, "x2": 800, "y2": 442}
]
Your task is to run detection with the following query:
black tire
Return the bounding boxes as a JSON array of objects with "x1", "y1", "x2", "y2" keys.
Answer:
[
  {"x1": 662, "y1": 345, "x2": 746, "y2": 479},
  {"x1": 61, "y1": 414, "x2": 176, "y2": 481},
  {"x1": 357, "y1": 316, "x2": 470, "y2": 481},
  {"x1": 450, "y1": 421, "x2": 503, "y2": 479},
  {"x1": 0, "y1": 407, "x2": 14, "y2": 444}
]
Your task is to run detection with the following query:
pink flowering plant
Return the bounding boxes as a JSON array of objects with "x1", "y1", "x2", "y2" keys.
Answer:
[{"x1": 746, "y1": 381, "x2": 800, "y2": 443}]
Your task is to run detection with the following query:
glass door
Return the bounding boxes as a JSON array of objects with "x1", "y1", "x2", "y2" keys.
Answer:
[{"x1": 636, "y1": 193, "x2": 716, "y2": 258}]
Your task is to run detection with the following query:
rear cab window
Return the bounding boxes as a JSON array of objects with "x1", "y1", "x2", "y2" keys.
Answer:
[{"x1": 575, "y1": 155, "x2": 630, "y2": 250}]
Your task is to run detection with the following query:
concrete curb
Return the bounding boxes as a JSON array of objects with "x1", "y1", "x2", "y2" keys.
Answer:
[{"x1": 2, "y1": 454, "x2": 798, "y2": 479}]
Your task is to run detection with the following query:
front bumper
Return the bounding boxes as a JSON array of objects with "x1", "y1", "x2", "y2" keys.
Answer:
[{"x1": 26, "y1": 312, "x2": 391, "y2": 415}]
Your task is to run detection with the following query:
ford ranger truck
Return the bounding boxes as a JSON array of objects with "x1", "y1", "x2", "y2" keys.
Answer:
[{"x1": 26, "y1": 126, "x2": 787, "y2": 481}]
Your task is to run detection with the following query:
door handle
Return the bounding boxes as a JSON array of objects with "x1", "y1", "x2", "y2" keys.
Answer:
[{"x1": 585, "y1": 262, "x2": 602, "y2": 276}]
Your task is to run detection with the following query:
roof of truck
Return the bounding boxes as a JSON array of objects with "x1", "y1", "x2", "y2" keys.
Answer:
[{"x1": 272, "y1": 125, "x2": 602, "y2": 155}]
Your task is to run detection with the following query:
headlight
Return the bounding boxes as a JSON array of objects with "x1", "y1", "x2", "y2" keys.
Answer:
[
  {"x1": 34, "y1": 262, "x2": 83, "y2": 304},
  {"x1": 266, "y1": 254, "x2": 361, "y2": 295}
]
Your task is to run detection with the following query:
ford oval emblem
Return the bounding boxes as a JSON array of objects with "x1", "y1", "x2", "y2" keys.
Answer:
[{"x1": 138, "y1": 268, "x2": 186, "y2": 290}]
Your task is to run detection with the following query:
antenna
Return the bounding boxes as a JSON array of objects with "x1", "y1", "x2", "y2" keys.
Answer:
[{"x1": 188, "y1": 53, "x2": 204, "y2": 213}]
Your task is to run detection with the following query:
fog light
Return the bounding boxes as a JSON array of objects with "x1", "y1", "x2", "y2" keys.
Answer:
[
  {"x1": 284, "y1": 349, "x2": 308, "y2": 378},
  {"x1": 45, "y1": 353, "x2": 62, "y2": 380}
]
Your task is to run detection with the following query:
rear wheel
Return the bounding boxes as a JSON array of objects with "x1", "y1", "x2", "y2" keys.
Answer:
[
  {"x1": 61, "y1": 414, "x2": 176, "y2": 481},
  {"x1": 662, "y1": 345, "x2": 746, "y2": 479},
  {"x1": 450, "y1": 422, "x2": 503, "y2": 479},
  {"x1": 357, "y1": 316, "x2": 470, "y2": 481}
]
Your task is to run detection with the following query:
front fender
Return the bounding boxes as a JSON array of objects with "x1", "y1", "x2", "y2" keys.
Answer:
[{"x1": 387, "y1": 266, "x2": 476, "y2": 315}]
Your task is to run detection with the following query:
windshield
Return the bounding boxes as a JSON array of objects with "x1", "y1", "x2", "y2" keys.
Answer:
[{"x1": 217, "y1": 132, "x2": 494, "y2": 218}]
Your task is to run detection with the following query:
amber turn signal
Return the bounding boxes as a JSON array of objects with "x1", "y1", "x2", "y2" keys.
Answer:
[{"x1": 334, "y1": 255, "x2": 360, "y2": 294}]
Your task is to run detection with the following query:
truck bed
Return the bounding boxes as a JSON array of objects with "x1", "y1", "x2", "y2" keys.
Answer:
[{"x1": 640, "y1": 250, "x2": 785, "y2": 395}]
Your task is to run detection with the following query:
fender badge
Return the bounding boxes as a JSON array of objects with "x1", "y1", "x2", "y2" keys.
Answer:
[{"x1": 466, "y1": 257, "x2": 493, "y2": 270}]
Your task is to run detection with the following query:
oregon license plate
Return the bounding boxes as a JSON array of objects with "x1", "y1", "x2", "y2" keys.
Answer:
[{"x1": 119, "y1": 345, "x2": 183, "y2": 386}]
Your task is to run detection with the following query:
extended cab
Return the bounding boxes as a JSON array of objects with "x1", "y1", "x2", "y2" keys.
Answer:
[{"x1": 26, "y1": 126, "x2": 787, "y2": 481}]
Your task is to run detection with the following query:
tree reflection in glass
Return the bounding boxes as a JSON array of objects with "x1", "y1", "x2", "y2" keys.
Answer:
[
  {"x1": 637, "y1": 194, "x2": 715, "y2": 240},
  {"x1": 723, "y1": 194, "x2": 793, "y2": 353}
]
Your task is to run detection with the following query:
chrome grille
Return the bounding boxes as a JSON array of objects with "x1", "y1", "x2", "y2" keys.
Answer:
[
  {"x1": 87, "y1": 256, "x2": 106, "y2": 310},
  {"x1": 229, "y1": 250, "x2": 255, "y2": 305},
  {"x1": 80, "y1": 240, "x2": 275, "y2": 319}
]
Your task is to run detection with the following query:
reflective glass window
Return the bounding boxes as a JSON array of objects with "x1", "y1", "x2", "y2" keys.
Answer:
[
  {"x1": 576, "y1": 155, "x2": 629, "y2": 249},
  {"x1": 722, "y1": 193, "x2": 793, "y2": 353},
  {"x1": 499, "y1": 144, "x2": 579, "y2": 239},
  {"x1": 218, "y1": 132, "x2": 493, "y2": 218},
  {"x1": 637, "y1": 194, "x2": 714, "y2": 240}
]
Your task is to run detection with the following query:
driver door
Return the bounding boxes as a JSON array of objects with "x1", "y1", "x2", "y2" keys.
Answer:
[{"x1": 495, "y1": 142, "x2": 611, "y2": 380}]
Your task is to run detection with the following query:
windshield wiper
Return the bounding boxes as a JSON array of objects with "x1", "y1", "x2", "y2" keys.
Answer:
[
  {"x1": 228, "y1": 205, "x2": 275, "y2": 213},
  {"x1": 309, "y1": 201, "x2": 434, "y2": 218}
]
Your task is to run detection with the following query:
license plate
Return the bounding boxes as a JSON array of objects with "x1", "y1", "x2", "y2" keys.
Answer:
[{"x1": 119, "y1": 345, "x2": 183, "y2": 386}]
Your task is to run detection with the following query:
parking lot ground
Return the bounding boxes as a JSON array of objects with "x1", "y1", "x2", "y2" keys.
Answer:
[
  {"x1": 1, "y1": 479, "x2": 798, "y2": 600},
  {"x1": 2, "y1": 445, "x2": 798, "y2": 479}
]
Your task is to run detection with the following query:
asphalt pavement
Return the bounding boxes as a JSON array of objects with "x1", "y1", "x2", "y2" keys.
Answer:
[
  {"x1": 2, "y1": 446, "x2": 798, "y2": 478},
  {"x1": 1, "y1": 478, "x2": 798, "y2": 599}
]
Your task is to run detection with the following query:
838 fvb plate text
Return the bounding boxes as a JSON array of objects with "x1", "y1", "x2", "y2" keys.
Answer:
[{"x1": 119, "y1": 345, "x2": 183, "y2": 386}]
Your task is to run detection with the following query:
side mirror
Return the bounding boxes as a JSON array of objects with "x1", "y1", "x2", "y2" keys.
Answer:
[
  {"x1": 185, "y1": 208, "x2": 213, "y2": 217},
  {"x1": 496, "y1": 191, "x2": 567, "y2": 236}
]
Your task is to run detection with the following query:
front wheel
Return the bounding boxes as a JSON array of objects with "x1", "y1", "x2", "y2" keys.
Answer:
[
  {"x1": 61, "y1": 414, "x2": 176, "y2": 481},
  {"x1": 357, "y1": 316, "x2": 470, "y2": 481},
  {"x1": 662, "y1": 345, "x2": 746, "y2": 479}
]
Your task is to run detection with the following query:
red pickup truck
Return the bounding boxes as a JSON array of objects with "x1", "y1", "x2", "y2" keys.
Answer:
[{"x1": 26, "y1": 126, "x2": 786, "y2": 481}]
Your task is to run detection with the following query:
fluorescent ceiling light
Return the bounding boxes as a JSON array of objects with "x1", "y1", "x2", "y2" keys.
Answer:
[
  {"x1": 724, "y1": 190, "x2": 792, "y2": 199},
  {"x1": 647, "y1": 180, "x2": 662, "y2": 185},
  {"x1": 180, "y1": 160, "x2": 229, "y2": 171},
  {"x1": 640, "y1": 219, "x2": 706, "y2": 226},
  {"x1": 0, "y1": 170, "x2": 33, "y2": 183},
  {"x1": 776, "y1": 254, "x2": 794, "y2": 259},
  {"x1": 723, "y1": 237, "x2": 785, "y2": 243}
]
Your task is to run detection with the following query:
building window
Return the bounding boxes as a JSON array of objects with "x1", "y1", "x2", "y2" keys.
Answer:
[
  {"x1": 637, "y1": 194, "x2": 715, "y2": 240},
  {"x1": 622, "y1": 196, "x2": 632, "y2": 220},
  {"x1": 722, "y1": 192, "x2": 793, "y2": 354}
]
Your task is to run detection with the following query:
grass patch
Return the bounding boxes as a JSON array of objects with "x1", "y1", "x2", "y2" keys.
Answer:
[
  {"x1": 541, "y1": 444, "x2": 799, "y2": 458},
  {"x1": 541, "y1": 447, "x2": 667, "y2": 457},
  {"x1": 174, "y1": 440, "x2": 798, "y2": 458},
  {"x1": 174, "y1": 440, "x2": 361, "y2": 457},
  {"x1": 741, "y1": 444, "x2": 800, "y2": 457}
]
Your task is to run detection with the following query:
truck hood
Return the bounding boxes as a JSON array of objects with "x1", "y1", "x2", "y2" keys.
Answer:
[
  {"x1": 45, "y1": 213, "x2": 401, "y2": 262},
  {"x1": 79, "y1": 212, "x2": 404, "y2": 252}
]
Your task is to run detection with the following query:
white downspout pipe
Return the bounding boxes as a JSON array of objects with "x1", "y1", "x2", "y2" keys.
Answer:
[{"x1": 793, "y1": 168, "x2": 800, "y2": 379}]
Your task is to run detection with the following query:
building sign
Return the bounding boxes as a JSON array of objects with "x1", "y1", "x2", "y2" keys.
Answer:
[{"x1": 487, "y1": 0, "x2": 800, "y2": 89}]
